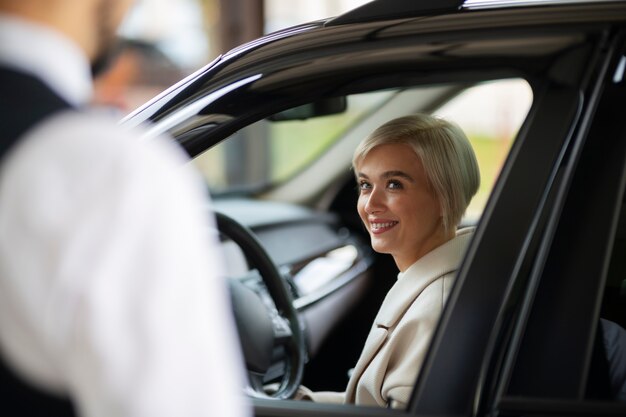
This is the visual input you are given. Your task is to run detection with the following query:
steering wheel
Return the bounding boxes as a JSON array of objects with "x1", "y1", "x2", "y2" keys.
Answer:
[{"x1": 215, "y1": 212, "x2": 306, "y2": 399}]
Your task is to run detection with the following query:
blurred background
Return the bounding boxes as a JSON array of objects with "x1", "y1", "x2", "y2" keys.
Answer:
[{"x1": 94, "y1": 0, "x2": 371, "y2": 113}]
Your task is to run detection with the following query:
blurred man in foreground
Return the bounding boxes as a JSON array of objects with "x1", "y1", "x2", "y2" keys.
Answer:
[{"x1": 0, "y1": 1, "x2": 249, "y2": 416}]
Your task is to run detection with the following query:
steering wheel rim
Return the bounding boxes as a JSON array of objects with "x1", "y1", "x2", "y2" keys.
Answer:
[{"x1": 215, "y1": 211, "x2": 305, "y2": 399}]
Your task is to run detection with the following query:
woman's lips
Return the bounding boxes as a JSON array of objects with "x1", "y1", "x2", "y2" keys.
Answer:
[{"x1": 369, "y1": 221, "x2": 398, "y2": 234}]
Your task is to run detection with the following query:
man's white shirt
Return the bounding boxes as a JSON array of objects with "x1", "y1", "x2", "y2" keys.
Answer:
[{"x1": 0, "y1": 14, "x2": 249, "y2": 417}]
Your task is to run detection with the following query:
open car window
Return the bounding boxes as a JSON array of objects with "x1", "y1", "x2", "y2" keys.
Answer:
[
  {"x1": 193, "y1": 90, "x2": 395, "y2": 193},
  {"x1": 434, "y1": 79, "x2": 532, "y2": 220},
  {"x1": 193, "y1": 78, "x2": 532, "y2": 223},
  {"x1": 190, "y1": 75, "x2": 534, "y2": 409}
]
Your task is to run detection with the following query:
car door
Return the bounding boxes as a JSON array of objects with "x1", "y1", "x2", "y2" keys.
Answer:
[
  {"x1": 409, "y1": 28, "x2": 626, "y2": 417},
  {"x1": 491, "y1": 36, "x2": 626, "y2": 417}
]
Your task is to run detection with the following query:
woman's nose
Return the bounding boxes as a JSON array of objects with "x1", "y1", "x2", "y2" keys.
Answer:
[{"x1": 364, "y1": 187, "x2": 385, "y2": 214}]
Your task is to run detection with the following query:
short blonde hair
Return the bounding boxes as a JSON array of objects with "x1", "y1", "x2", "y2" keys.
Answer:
[{"x1": 352, "y1": 114, "x2": 480, "y2": 231}]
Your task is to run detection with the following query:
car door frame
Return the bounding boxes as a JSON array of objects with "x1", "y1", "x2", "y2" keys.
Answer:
[
  {"x1": 493, "y1": 32, "x2": 626, "y2": 417},
  {"x1": 410, "y1": 24, "x2": 626, "y2": 417}
]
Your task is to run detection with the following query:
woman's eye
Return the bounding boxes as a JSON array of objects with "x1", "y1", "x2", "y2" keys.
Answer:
[
  {"x1": 387, "y1": 180, "x2": 403, "y2": 190},
  {"x1": 358, "y1": 181, "x2": 371, "y2": 192}
]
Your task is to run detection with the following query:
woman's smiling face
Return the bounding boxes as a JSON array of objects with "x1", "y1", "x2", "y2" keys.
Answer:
[{"x1": 356, "y1": 143, "x2": 451, "y2": 272}]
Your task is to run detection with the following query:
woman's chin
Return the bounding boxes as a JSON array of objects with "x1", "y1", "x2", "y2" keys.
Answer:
[{"x1": 370, "y1": 240, "x2": 393, "y2": 255}]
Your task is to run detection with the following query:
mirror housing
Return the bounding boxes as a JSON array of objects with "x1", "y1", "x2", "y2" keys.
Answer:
[{"x1": 268, "y1": 96, "x2": 347, "y2": 121}]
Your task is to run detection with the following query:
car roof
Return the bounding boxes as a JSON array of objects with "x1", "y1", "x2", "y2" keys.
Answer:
[
  {"x1": 123, "y1": 0, "x2": 626, "y2": 147},
  {"x1": 325, "y1": 0, "x2": 625, "y2": 26}
]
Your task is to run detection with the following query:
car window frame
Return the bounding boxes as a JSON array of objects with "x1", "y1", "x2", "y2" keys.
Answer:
[{"x1": 494, "y1": 33, "x2": 626, "y2": 415}]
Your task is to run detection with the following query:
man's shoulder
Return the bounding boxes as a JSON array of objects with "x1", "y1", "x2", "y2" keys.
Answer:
[{"x1": 16, "y1": 109, "x2": 185, "y2": 164}]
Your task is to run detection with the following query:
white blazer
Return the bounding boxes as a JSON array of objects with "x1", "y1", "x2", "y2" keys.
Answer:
[{"x1": 304, "y1": 228, "x2": 473, "y2": 408}]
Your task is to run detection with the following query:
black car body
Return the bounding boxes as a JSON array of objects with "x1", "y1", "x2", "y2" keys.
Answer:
[{"x1": 126, "y1": 1, "x2": 626, "y2": 416}]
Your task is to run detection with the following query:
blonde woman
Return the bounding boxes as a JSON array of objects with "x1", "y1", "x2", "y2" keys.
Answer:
[{"x1": 298, "y1": 113, "x2": 480, "y2": 408}]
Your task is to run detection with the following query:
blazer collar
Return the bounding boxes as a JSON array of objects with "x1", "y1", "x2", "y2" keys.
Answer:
[{"x1": 375, "y1": 228, "x2": 474, "y2": 328}]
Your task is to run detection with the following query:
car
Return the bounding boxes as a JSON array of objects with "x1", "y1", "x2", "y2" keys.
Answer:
[{"x1": 124, "y1": 0, "x2": 626, "y2": 416}]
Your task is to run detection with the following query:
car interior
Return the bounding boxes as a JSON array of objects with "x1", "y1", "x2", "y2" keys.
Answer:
[{"x1": 189, "y1": 78, "x2": 533, "y2": 396}]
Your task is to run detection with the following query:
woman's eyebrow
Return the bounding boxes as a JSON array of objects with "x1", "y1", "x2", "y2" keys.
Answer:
[
  {"x1": 356, "y1": 170, "x2": 415, "y2": 182},
  {"x1": 382, "y1": 170, "x2": 415, "y2": 182}
]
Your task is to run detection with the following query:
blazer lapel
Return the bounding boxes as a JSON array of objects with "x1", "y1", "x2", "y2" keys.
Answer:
[
  {"x1": 344, "y1": 326, "x2": 388, "y2": 403},
  {"x1": 376, "y1": 228, "x2": 474, "y2": 329},
  {"x1": 343, "y1": 228, "x2": 474, "y2": 404}
]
